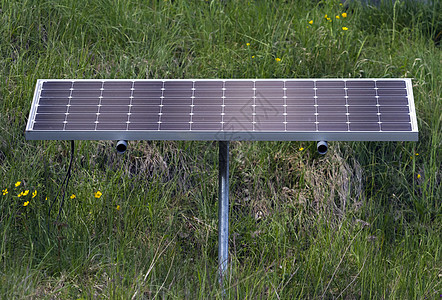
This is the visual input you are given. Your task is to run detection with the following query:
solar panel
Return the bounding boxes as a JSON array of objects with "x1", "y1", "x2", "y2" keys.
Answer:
[{"x1": 25, "y1": 79, "x2": 418, "y2": 141}]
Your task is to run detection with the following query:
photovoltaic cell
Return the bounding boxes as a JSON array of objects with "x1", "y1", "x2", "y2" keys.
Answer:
[{"x1": 26, "y1": 79, "x2": 418, "y2": 141}]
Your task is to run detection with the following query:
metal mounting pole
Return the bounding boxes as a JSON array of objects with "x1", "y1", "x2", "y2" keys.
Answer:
[{"x1": 218, "y1": 141, "x2": 229, "y2": 289}]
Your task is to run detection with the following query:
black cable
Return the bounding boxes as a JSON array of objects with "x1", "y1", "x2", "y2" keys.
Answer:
[{"x1": 48, "y1": 140, "x2": 75, "y2": 228}]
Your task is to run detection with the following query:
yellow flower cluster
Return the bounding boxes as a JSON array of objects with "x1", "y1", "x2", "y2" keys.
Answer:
[
  {"x1": 322, "y1": 11, "x2": 348, "y2": 28},
  {"x1": 18, "y1": 190, "x2": 30, "y2": 197},
  {"x1": 3, "y1": 180, "x2": 116, "y2": 210},
  {"x1": 4, "y1": 181, "x2": 39, "y2": 206},
  {"x1": 16, "y1": 190, "x2": 37, "y2": 197}
]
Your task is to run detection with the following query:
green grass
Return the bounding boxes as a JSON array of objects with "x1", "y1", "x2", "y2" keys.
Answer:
[{"x1": 0, "y1": 0, "x2": 441, "y2": 298}]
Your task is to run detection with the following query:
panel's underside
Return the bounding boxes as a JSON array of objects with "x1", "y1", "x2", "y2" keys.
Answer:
[{"x1": 25, "y1": 79, "x2": 418, "y2": 141}]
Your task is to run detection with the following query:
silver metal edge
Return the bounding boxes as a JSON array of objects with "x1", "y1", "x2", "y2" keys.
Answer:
[
  {"x1": 29, "y1": 78, "x2": 413, "y2": 82},
  {"x1": 405, "y1": 78, "x2": 419, "y2": 136},
  {"x1": 25, "y1": 130, "x2": 418, "y2": 141},
  {"x1": 25, "y1": 79, "x2": 44, "y2": 133}
]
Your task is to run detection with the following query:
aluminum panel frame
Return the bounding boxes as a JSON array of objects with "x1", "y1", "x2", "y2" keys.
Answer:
[{"x1": 26, "y1": 79, "x2": 418, "y2": 142}]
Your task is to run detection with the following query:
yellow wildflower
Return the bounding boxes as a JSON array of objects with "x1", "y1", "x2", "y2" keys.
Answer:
[
  {"x1": 32, "y1": 190, "x2": 37, "y2": 198},
  {"x1": 336, "y1": 15, "x2": 340, "y2": 19},
  {"x1": 23, "y1": 201, "x2": 29, "y2": 207},
  {"x1": 116, "y1": 205, "x2": 121, "y2": 211},
  {"x1": 23, "y1": 190, "x2": 29, "y2": 196},
  {"x1": 70, "y1": 194, "x2": 76, "y2": 199},
  {"x1": 417, "y1": 174, "x2": 421, "y2": 179},
  {"x1": 342, "y1": 27, "x2": 348, "y2": 31},
  {"x1": 94, "y1": 191, "x2": 102, "y2": 198},
  {"x1": 324, "y1": 14, "x2": 328, "y2": 18},
  {"x1": 415, "y1": 153, "x2": 419, "y2": 156},
  {"x1": 15, "y1": 181, "x2": 21, "y2": 188},
  {"x1": 2, "y1": 189, "x2": 7, "y2": 195},
  {"x1": 299, "y1": 147, "x2": 304, "y2": 151},
  {"x1": 275, "y1": 57, "x2": 281, "y2": 62},
  {"x1": 342, "y1": 12, "x2": 347, "y2": 18},
  {"x1": 246, "y1": 42, "x2": 250, "y2": 46},
  {"x1": 327, "y1": 17, "x2": 332, "y2": 22},
  {"x1": 18, "y1": 191, "x2": 24, "y2": 197},
  {"x1": 308, "y1": 20, "x2": 313, "y2": 24}
]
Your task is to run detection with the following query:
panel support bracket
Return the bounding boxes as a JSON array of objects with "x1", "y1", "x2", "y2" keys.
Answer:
[{"x1": 218, "y1": 140, "x2": 229, "y2": 291}]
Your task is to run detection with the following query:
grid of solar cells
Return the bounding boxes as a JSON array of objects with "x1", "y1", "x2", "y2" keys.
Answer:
[{"x1": 26, "y1": 79, "x2": 417, "y2": 140}]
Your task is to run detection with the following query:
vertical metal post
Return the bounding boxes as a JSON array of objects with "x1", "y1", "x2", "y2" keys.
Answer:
[{"x1": 218, "y1": 141, "x2": 229, "y2": 289}]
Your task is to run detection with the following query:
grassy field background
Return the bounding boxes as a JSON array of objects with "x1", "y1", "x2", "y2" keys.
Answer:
[{"x1": 0, "y1": 0, "x2": 441, "y2": 298}]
